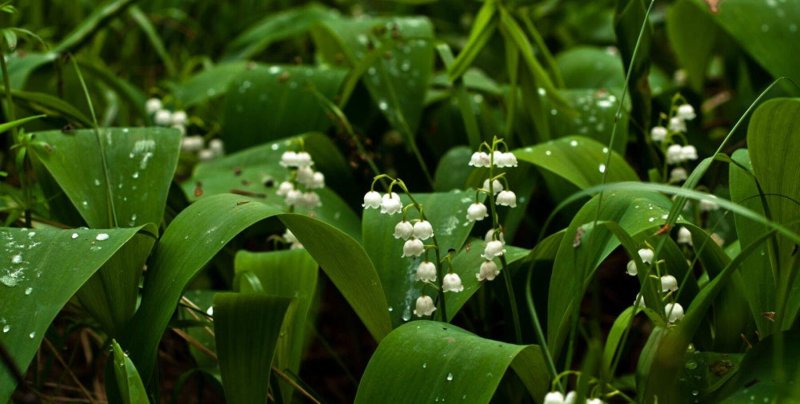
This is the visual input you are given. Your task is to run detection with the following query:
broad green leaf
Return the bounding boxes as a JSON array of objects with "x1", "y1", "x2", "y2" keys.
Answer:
[
  {"x1": 729, "y1": 149, "x2": 774, "y2": 334},
  {"x1": 666, "y1": 0, "x2": 719, "y2": 91},
  {"x1": 111, "y1": 339, "x2": 149, "y2": 404},
  {"x1": 314, "y1": 16, "x2": 434, "y2": 137},
  {"x1": 234, "y1": 249, "x2": 317, "y2": 402},
  {"x1": 677, "y1": 350, "x2": 742, "y2": 402},
  {"x1": 183, "y1": 133, "x2": 360, "y2": 239},
  {"x1": 0, "y1": 226, "x2": 146, "y2": 401},
  {"x1": 747, "y1": 98, "x2": 800, "y2": 328},
  {"x1": 548, "y1": 90, "x2": 629, "y2": 153},
  {"x1": 514, "y1": 136, "x2": 638, "y2": 190},
  {"x1": 32, "y1": 128, "x2": 180, "y2": 333},
  {"x1": 547, "y1": 190, "x2": 675, "y2": 357},
  {"x1": 556, "y1": 47, "x2": 624, "y2": 89},
  {"x1": 214, "y1": 293, "x2": 292, "y2": 404},
  {"x1": 433, "y1": 146, "x2": 473, "y2": 192},
  {"x1": 691, "y1": 0, "x2": 800, "y2": 87},
  {"x1": 123, "y1": 194, "x2": 390, "y2": 383},
  {"x1": 223, "y1": 4, "x2": 336, "y2": 61},
  {"x1": 221, "y1": 64, "x2": 347, "y2": 153},
  {"x1": 172, "y1": 62, "x2": 249, "y2": 107},
  {"x1": 32, "y1": 127, "x2": 179, "y2": 228},
  {"x1": 354, "y1": 321, "x2": 549, "y2": 403}
]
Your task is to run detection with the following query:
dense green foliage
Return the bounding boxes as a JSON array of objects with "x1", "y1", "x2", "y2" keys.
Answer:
[{"x1": 1, "y1": 0, "x2": 799, "y2": 403}]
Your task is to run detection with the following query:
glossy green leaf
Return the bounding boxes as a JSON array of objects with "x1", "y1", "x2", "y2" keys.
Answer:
[
  {"x1": 556, "y1": 47, "x2": 624, "y2": 89},
  {"x1": 234, "y1": 249, "x2": 317, "y2": 402},
  {"x1": 3, "y1": 52, "x2": 57, "y2": 89},
  {"x1": 692, "y1": 0, "x2": 800, "y2": 87},
  {"x1": 32, "y1": 127, "x2": 179, "y2": 333},
  {"x1": 314, "y1": 16, "x2": 434, "y2": 136},
  {"x1": 729, "y1": 149, "x2": 774, "y2": 334},
  {"x1": 354, "y1": 321, "x2": 549, "y2": 403},
  {"x1": 183, "y1": 133, "x2": 360, "y2": 239},
  {"x1": 747, "y1": 98, "x2": 800, "y2": 327},
  {"x1": 0, "y1": 226, "x2": 146, "y2": 401},
  {"x1": 514, "y1": 136, "x2": 638, "y2": 190},
  {"x1": 172, "y1": 62, "x2": 249, "y2": 107},
  {"x1": 433, "y1": 146, "x2": 473, "y2": 192},
  {"x1": 123, "y1": 194, "x2": 390, "y2": 383},
  {"x1": 548, "y1": 90, "x2": 629, "y2": 153},
  {"x1": 223, "y1": 4, "x2": 336, "y2": 61},
  {"x1": 111, "y1": 339, "x2": 149, "y2": 404},
  {"x1": 53, "y1": 0, "x2": 137, "y2": 54},
  {"x1": 214, "y1": 293, "x2": 292, "y2": 404},
  {"x1": 222, "y1": 64, "x2": 347, "y2": 153}
]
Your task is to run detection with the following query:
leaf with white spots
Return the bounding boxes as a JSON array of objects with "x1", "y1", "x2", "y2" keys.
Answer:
[{"x1": 0, "y1": 226, "x2": 151, "y2": 401}]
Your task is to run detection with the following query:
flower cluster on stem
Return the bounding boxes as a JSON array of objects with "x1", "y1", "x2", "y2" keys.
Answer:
[
  {"x1": 648, "y1": 95, "x2": 698, "y2": 183},
  {"x1": 146, "y1": 97, "x2": 225, "y2": 161},
  {"x1": 363, "y1": 175, "x2": 457, "y2": 320},
  {"x1": 276, "y1": 147, "x2": 324, "y2": 211},
  {"x1": 626, "y1": 244, "x2": 685, "y2": 324}
]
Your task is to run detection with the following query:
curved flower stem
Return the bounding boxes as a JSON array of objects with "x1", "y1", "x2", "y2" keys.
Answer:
[
  {"x1": 396, "y1": 180, "x2": 448, "y2": 322},
  {"x1": 487, "y1": 140, "x2": 522, "y2": 343}
]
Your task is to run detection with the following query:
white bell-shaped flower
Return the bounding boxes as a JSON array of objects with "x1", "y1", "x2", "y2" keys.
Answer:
[
  {"x1": 296, "y1": 166, "x2": 315, "y2": 186},
  {"x1": 393, "y1": 220, "x2": 413, "y2": 240},
  {"x1": 442, "y1": 273, "x2": 464, "y2": 292},
  {"x1": 677, "y1": 104, "x2": 696, "y2": 121},
  {"x1": 668, "y1": 116, "x2": 686, "y2": 133},
  {"x1": 363, "y1": 191, "x2": 382, "y2": 209},
  {"x1": 469, "y1": 151, "x2": 491, "y2": 168},
  {"x1": 543, "y1": 391, "x2": 565, "y2": 404},
  {"x1": 483, "y1": 178, "x2": 503, "y2": 195},
  {"x1": 276, "y1": 181, "x2": 294, "y2": 196},
  {"x1": 295, "y1": 151, "x2": 313, "y2": 167},
  {"x1": 415, "y1": 261, "x2": 437, "y2": 282},
  {"x1": 699, "y1": 196, "x2": 719, "y2": 211},
  {"x1": 413, "y1": 295, "x2": 436, "y2": 317},
  {"x1": 466, "y1": 202, "x2": 489, "y2": 221},
  {"x1": 634, "y1": 293, "x2": 645, "y2": 308},
  {"x1": 485, "y1": 228, "x2": 505, "y2": 243},
  {"x1": 309, "y1": 172, "x2": 325, "y2": 189},
  {"x1": 665, "y1": 302, "x2": 685, "y2": 323},
  {"x1": 650, "y1": 126, "x2": 667, "y2": 142},
  {"x1": 413, "y1": 220, "x2": 434, "y2": 240},
  {"x1": 381, "y1": 192, "x2": 403, "y2": 215},
  {"x1": 285, "y1": 189, "x2": 303, "y2": 206},
  {"x1": 198, "y1": 149, "x2": 215, "y2": 161},
  {"x1": 209, "y1": 139, "x2": 224, "y2": 156},
  {"x1": 638, "y1": 248, "x2": 655, "y2": 264},
  {"x1": 626, "y1": 260, "x2": 638, "y2": 276},
  {"x1": 172, "y1": 110, "x2": 188, "y2": 126},
  {"x1": 477, "y1": 260, "x2": 500, "y2": 281},
  {"x1": 669, "y1": 167, "x2": 688, "y2": 183},
  {"x1": 496, "y1": 190, "x2": 517, "y2": 207},
  {"x1": 495, "y1": 151, "x2": 518, "y2": 168},
  {"x1": 661, "y1": 275, "x2": 679, "y2": 292},
  {"x1": 666, "y1": 144, "x2": 683, "y2": 164},
  {"x1": 154, "y1": 109, "x2": 172, "y2": 126},
  {"x1": 564, "y1": 392, "x2": 576, "y2": 404},
  {"x1": 280, "y1": 151, "x2": 298, "y2": 167},
  {"x1": 680, "y1": 145, "x2": 698, "y2": 161},
  {"x1": 677, "y1": 226, "x2": 693, "y2": 245},
  {"x1": 483, "y1": 240, "x2": 506, "y2": 260},
  {"x1": 586, "y1": 398, "x2": 606, "y2": 404},
  {"x1": 145, "y1": 98, "x2": 162, "y2": 114},
  {"x1": 283, "y1": 229, "x2": 303, "y2": 249},
  {"x1": 402, "y1": 238, "x2": 425, "y2": 257},
  {"x1": 301, "y1": 192, "x2": 321, "y2": 209},
  {"x1": 181, "y1": 136, "x2": 204, "y2": 152}
]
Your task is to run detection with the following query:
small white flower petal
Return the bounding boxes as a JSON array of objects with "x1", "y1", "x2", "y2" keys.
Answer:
[
  {"x1": 496, "y1": 190, "x2": 517, "y2": 207},
  {"x1": 626, "y1": 260, "x2": 638, "y2": 276},
  {"x1": 638, "y1": 248, "x2": 655, "y2": 264},
  {"x1": 669, "y1": 167, "x2": 688, "y2": 183},
  {"x1": 415, "y1": 261, "x2": 437, "y2": 282},
  {"x1": 677, "y1": 104, "x2": 696, "y2": 121},
  {"x1": 665, "y1": 302, "x2": 685, "y2": 323},
  {"x1": 280, "y1": 151, "x2": 298, "y2": 167},
  {"x1": 466, "y1": 202, "x2": 489, "y2": 221},
  {"x1": 145, "y1": 98, "x2": 162, "y2": 114},
  {"x1": 276, "y1": 181, "x2": 294, "y2": 196},
  {"x1": 677, "y1": 227, "x2": 693, "y2": 245},
  {"x1": 543, "y1": 391, "x2": 565, "y2": 404},
  {"x1": 413, "y1": 295, "x2": 436, "y2": 317},
  {"x1": 442, "y1": 273, "x2": 464, "y2": 293},
  {"x1": 482, "y1": 178, "x2": 503, "y2": 195},
  {"x1": 468, "y1": 151, "x2": 491, "y2": 168},
  {"x1": 402, "y1": 238, "x2": 425, "y2": 257},
  {"x1": 393, "y1": 221, "x2": 414, "y2": 240},
  {"x1": 666, "y1": 144, "x2": 683, "y2": 165},
  {"x1": 661, "y1": 275, "x2": 679, "y2": 292},
  {"x1": 483, "y1": 240, "x2": 506, "y2": 260},
  {"x1": 650, "y1": 126, "x2": 667, "y2": 142},
  {"x1": 380, "y1": 192, "x2": 403, "y2": 215},
  {"x1": 412, "y1": 220, "x2": 434, "y2": 240},
  {"x1": 477, "y1": 260, "x2": 500, "y2": 281},
  {"x1": 362, "y1": 191, "x2": 382, "y2": 209}
]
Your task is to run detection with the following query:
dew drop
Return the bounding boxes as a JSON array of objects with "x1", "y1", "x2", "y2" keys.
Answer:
[
  {"x1": 599, "y1": 164, "x2": 606, "y2": 173},
  {"x1": 96, "y1": 233, "x2": 110, "y2": 241},
  {"x1": 422, "y1": 362, "x2": 427, "y2": 368},
  {"x1": 132, "y1": 171, "x2": 140, "y2": 179},
  {"x1": 2, "y1": 325, "x2": 9, "y2": 333},
  {"x1": 71, "y1": 233, "x2": 79, "y2": 239},
  {"x1": 28, "y1": 331, "x2": 35, "y2": 339},
  {"x1": 388, "y1": 306, "x2": 394, "y2": 312},
  {"x1": 378, "y1": 101, "x2": 388, "y2": 111},
  {"x1": 446, "y1": 372, "x2": 454, "y2": 381},
  {"x1": 24, "y1": 287, "x2": 32, "y2": 295},
  {"x1": 570, "y1": 140, "x2": 578, "y2": 147},
  {"x1": 11, "y1": 254, "x2": 22, "y2": 264}
]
